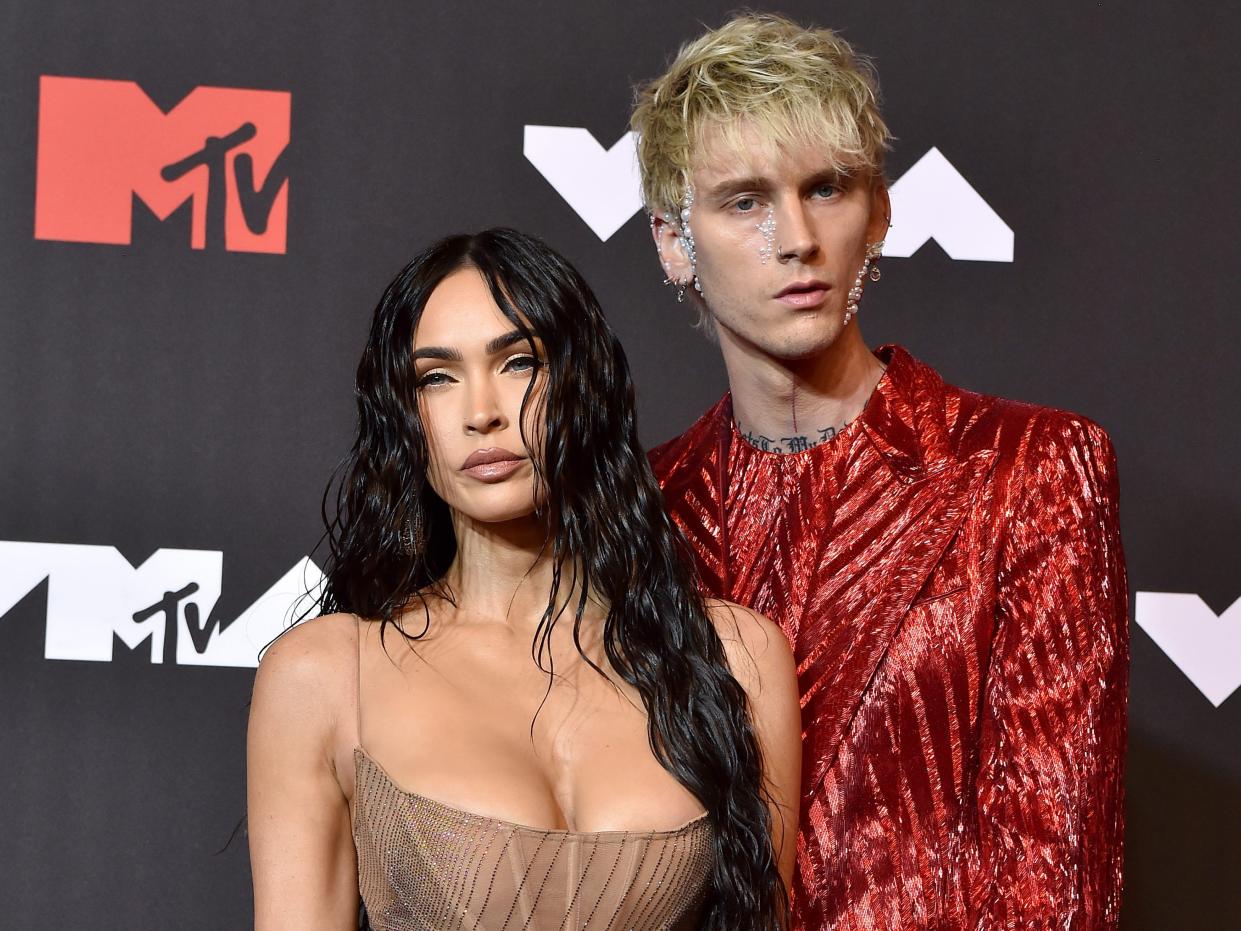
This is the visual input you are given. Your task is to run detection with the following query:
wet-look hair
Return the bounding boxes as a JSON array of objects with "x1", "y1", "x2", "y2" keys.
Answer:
[{"x1": 319, "y1": 227, "x2": 788, "y2": 928}]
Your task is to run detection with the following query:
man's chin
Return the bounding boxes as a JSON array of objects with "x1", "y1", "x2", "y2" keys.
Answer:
[
  {"x1": 763, "y1": 325, "x2": 846, "y2": 363},
  {"x1": 713, "y1": 311, "x2": 847, "y2": 363}
]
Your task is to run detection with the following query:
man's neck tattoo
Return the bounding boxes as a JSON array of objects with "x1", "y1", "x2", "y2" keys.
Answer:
[{"x1": 736, "y1": 419, "x2": 853, "y2": 454}]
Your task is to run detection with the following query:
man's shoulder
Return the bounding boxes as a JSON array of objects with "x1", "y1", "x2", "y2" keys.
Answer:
[
  {"x1": 932, "y1": 368, "x2": 1114, "y2": 462},
  {"x1": 936, "y1": 377, "x2": 1118, "y2": 494},
  {"x1": 647, "y1": 428, "x2": 693, "y2": 478},
  {"x1": 647, "y1": 396, "x2": 729, "y2": 484}
]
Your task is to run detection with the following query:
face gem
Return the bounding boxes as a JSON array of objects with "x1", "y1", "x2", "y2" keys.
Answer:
[
  {"x1": 679, "y1": 185, "x2": 703, "y2": 292},
  {"x1": 756, "y1": 208, "x2": 776, "y2": 264}
]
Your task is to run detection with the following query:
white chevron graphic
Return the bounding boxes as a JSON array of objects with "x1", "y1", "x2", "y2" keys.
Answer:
[
  {"x1": 1135, "y1": 591, "x2": 1241, "y2": 707},
  {"x1": 524, "y1": 126, "x2": 643, "y2": 241},
  {"x1": 885, "y1": 147, "x2": 1013, "y2": 261},
  {"x1": 525, "y1": 129, "x2": 1013, "y2": 261}
]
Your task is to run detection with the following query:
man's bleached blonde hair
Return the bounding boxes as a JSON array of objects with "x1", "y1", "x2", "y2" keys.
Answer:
[{"x1": 631, "y1": 13, "x2": 892, "y2": 219}]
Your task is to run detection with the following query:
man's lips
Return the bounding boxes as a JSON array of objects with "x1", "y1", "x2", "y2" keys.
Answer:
[
  {"x1": 461, "y1": 447, "x2": 525, "y2": 482},
  {"x1": 775, "y1": 280, "x2": 831, "y2": 308}
]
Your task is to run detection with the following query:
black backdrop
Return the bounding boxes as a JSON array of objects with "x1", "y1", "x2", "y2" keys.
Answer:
[{"x1": 2, "y1": 2, "x2": 1238, "y2": 928}]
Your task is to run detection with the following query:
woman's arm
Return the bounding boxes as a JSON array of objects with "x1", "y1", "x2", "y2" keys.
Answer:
[
  {"x1": 248, "y1": 615, "x2": 359, "y2": 931},
  {"x1": 710, "y1": 601, "x2": 803, "y2": 890}
]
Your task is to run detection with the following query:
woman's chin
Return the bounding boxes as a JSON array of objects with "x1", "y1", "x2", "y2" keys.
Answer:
[{"x1": 454, "y1": 496, "x2": 542, "y2": 529}]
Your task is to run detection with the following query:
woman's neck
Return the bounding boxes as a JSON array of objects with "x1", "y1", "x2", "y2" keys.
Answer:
[{"x1": 440, "y1": 514, "x2": 604, "y2": 635}]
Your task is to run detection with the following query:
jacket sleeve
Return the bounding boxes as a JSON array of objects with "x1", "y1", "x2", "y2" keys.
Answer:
[{"x1": 975, "y1": 412, "x2": 1129, "y2": 929}]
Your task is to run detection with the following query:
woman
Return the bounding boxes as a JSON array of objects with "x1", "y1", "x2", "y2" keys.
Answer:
[{"x1": 247, "y1": 228, "x2": 800, "y2": 930}]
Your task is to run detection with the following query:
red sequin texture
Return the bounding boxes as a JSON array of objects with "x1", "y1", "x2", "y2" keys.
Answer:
[{"x1": 650, "y1": 346, "x2": 1128, "y2": 930}]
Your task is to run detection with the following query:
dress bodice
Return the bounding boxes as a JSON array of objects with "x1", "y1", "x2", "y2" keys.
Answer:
[{"x1": 352, "y1": 746, "x2": 714, "y2": 930}]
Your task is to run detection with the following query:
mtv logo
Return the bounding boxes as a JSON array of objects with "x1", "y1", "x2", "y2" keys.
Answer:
[
  {"x1": 1135, "y1": 591, "x2": 1241, "y2": 707},
  {"x1": 0, "y1": 541, "x2": 323, "y2": 668},
  {"x1": 35, "y1": 76, "x2": 290, "y2": 254},
  {"x1": 524, "y1": 127, "x2": 1013, "y2": 261}
]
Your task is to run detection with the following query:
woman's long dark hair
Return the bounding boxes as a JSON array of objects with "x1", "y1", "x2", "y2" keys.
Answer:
[{"x1": 319, "y1": 228, "x2": 786, "y2": 928}]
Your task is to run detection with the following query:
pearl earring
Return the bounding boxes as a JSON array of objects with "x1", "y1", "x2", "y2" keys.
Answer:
[{"x1": 843, "y1": 241, "x2": 885, "y2": 326}]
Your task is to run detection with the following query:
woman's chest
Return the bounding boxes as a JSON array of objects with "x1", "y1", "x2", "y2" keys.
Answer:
[{"x1": 351, "y1": 638, "x2": 704, "y2": 833}]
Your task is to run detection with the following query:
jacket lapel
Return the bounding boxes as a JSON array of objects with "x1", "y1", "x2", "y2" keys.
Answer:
[
  {"x1": 797, "y1": 445, "x2": 997, "y2": 799},
  {"x1": 794, "y1": 345, "x2": 1002, "y2": 800}
]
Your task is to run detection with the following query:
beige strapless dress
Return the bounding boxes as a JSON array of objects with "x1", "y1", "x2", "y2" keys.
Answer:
[{"x1": 352, "y1": 747, "x2": 714, "y2": 930}]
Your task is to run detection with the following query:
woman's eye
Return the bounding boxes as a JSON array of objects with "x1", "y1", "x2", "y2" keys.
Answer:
[
  {"x1": 504, "y1": 355, "x2": 541, "y2": 374},
  {"x1": 415, "y1": 371, "x2": 452, "y2": 389}
]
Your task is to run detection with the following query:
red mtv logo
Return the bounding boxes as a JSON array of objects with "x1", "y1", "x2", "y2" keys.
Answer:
[{"x1": 35, "y1": 76, "x2": 290, "y2": 254}]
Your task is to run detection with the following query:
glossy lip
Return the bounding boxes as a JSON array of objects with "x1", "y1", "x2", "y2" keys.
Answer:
[
  {"x1": 461, "y1": 447, "x2": 525, "y2": 482},
  {"x1": 775, "y1": 279, "x2": 831, "y2": 309}
]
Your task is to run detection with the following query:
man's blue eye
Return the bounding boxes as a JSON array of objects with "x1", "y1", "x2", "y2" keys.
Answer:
[{"x1": 735, "y1": 197, "x2": 757, "y2": 212}]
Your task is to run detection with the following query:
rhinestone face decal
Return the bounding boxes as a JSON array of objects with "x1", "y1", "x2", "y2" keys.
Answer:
[
  {"x1": 679, "y1": 185, "x2": 703, "y2": 293},
  {"x1": 756, "y1": 207, "x2": 776, "y2": 264}
]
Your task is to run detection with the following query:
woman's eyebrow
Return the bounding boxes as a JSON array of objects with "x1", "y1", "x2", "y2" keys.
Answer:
[
  {"x1": 485, "y1": 330, "x2": 533, "y2": 354},
  {"x1": 412, "y1": 331, "x2": 531, "y2": 362},
  {"x1": 411, "y1": 345, "x2": 462, "y2": 362}
]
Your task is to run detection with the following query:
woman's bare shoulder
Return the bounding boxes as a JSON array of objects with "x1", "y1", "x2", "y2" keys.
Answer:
[
  {"x1": 253, "y1": 612, "x2": 358, "y2": 712},
  {"x1": 704, "y1": 599, "x2": 795, "y2": 693}
]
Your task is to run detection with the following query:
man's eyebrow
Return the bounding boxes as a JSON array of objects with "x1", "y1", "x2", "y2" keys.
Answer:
[
  {"x1": 704, "y1": 176, "x2": 773, "y2": 200},
  {"x1": 802, "y1": 167, "x2": 851, "y2": 189},
  {"x1": 703, "y1": 169, "x2": 853, "y2": 202}
]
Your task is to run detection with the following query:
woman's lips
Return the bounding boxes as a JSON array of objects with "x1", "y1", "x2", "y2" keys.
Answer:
[
  {"x1": 463, "y1": 459, "x2": 524, "y2": 482},
  {"x1": 461, "y1": 448, "x2": 525, "y2": 482}
]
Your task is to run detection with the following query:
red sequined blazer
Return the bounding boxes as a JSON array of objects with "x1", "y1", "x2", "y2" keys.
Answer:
[{"x1": 650, "y1": 345, "x2": 1128, "y2": 930}]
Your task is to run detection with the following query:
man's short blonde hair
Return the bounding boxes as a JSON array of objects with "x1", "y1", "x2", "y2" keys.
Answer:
[{"x1": 631, "y1": 14, "x2": 891, "y2": 218}]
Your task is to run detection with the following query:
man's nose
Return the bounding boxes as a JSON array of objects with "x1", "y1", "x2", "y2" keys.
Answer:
[{"x1": 776, "y1": 200, "x2": 819, "y2": 262}]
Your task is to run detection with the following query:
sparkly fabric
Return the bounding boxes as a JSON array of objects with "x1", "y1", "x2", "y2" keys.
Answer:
[
  {"x1": 650, "y1": 345, "x2": 1128, "y2": 930},
  {"x1": 352, "y1": 747, "x2": 714, "y2": 930}
]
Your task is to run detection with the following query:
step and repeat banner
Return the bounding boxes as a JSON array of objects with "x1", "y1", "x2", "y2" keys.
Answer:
[{"x1": 1, "y1": 2, "x2": 1237, "y2": 928}]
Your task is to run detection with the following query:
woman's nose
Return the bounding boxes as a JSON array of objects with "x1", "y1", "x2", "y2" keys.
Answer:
[{"x1": 464, "y1": 380, "x2": 507, "y2": 435}]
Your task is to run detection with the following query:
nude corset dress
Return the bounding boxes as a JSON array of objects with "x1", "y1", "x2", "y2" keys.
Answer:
[{"x1": 351, "y1": 623, "x2": 715, "y2": 930}]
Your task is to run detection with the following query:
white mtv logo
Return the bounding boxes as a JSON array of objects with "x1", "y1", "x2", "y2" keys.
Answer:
[
  {"x1": 524, "y1": 126, "x2": 1013, "y2": 260},
  {"x1": 0, "y1": 541, "x2": 323, "y2": 668},
  {"x1": 1135, "y1": 591, "x2": 1241, "y2": 707}
]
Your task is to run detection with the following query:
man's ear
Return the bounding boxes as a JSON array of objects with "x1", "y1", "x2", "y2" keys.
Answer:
[
  {"x1": 651, "y1": 213, "x2": 694, "y2": 284},
  {"x1": 867, "y1": 182, "x2": 892, "y2": 245}
]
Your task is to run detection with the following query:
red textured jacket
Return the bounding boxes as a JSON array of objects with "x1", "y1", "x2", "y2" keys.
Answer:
[{"x1": 650, "y1": 345, "x2": 1128, "y2": 930}]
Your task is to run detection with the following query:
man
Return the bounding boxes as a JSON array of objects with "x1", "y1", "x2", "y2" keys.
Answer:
[{"x1": 632, "y1": 14, "x2": 1128, "y2": 930}]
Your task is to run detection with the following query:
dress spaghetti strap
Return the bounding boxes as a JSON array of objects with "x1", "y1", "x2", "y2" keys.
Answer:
[{"x1": 354, "y1": 614, "x2": 364, "y2": 753}]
